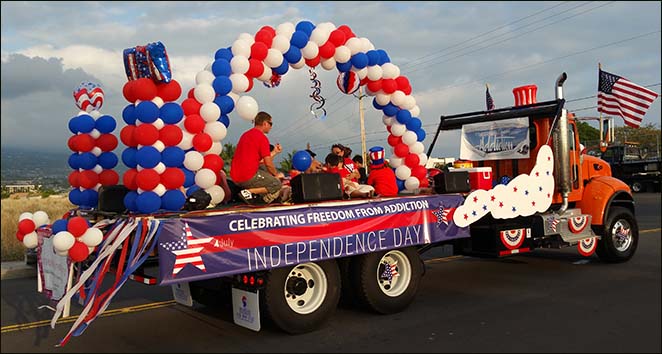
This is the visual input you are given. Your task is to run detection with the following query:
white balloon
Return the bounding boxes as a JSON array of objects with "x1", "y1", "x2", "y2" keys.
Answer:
[
  {"x1": 195, "y1": 168, "x2": 217, "y2": 189},
  {"x1": 56, "y1": 249, "x2": 69, "y2": 257},
  {"x1": 23, "y1": 232, "x2": 38, "y2": 249},
  {"x1": 91, "y1": 147, "x2": 102, "y2": 157},
  {"x1": 200, "y1": 102, "x2": 221, "y2": 122},
  {"x1": 195, "y1": 70, "x2": 215, "y2": 85},
  {"x1": 381, "y1": 63, "x2": 400, "y2": 79},
  {"x1": 229, "y1": 73, "x2": 249, "y2": 93},
  {"x1": 410, "y1": 141, "x2": 425, "y2": 154},
  {"x1": 301, "y1": 41, "x2": 320, "y2": 59},
  {"x1": 402, "y1": 131, "x2": 418, "y2": 146},
  {"x1": 230, "y1": 55, "x2": 250, "y2": 75},
  {"x1": 154, "y1": 162, "x2": 166, "y2": 174},
  {"x1": 290, "y1": 57, "x2": 306, "y2": 69},
  {"x1": 367, "y1": 65, "x2": 383, "y2": 81},
  {"x1": 320, "y1": 57, "x2": 336, "y2": 71},
  {"x1": 405, "y1": 176, "x2": 420, "y2": 190},
  {"x1": 204, "y1": 61, "x2": 213, "y2": 72},
  {"x1": 152, "y1": 96, "x2": 164, "y2": 108},
  {"x1": 264, "y1": 49, "x2": 284, "y2": 68},
  {"x1": 53, "y1": 231, "x2": 75, "y2": 252},
  {"x1": 395, "y1": 165, "x2": 412, "y2": 180},
  {"x1": 32, "y1": 211, "x2": 50, "y2": 227},
  {"x1": 87, "y1": 246, "x2": 96, "y2": 253},
  {"x1": 391, "y1": 122, "x2": 407, "y2": 137},
  {"x1": 153, "y1": 183, "x2": 166, "y2": 197},
  {"x1": 318, "y1": 22, "x2": 336, "y2": 32},
  {"x1": 376, "y1": 93, "x2": 391, "y2": 106},
  {"x1": 309, "y1": 27, "x2": 331, "y2": 46},
  {"x1": 334, "y1": 46, "x2": 351, "y2": 63},
  {"x1": 418, "y1": 153, "x2": 428, "y2": 166},
  {"x1": 403, "y1": 95, "x2": 417, "y2": 110},
  {"x1": 178, "y1": 130, "x2": 194, "y2": 150},
  {"x1": 237, "y1": 32, "x2": 255, "y2": 45},
  {"x1": 410, "y1": 105, "x2": 421, "y2": 118},
  {"x1": 152, "y1": 140, "x2": 165, "y2": 152},
  {"x1": 184, "y1": 151, "x2": 204, "y2": 171},
  {"x1": 389, "y1": 156, "x2": 404, "y2": 168},
  {"x1": 18, "y1": 212, "x2": 33, "y2": 221},
  {"x1": 231, "y1": 39, "x2": 251, "y2": 58},
  {"x1": 93, "y1": 164, "x2": 103, "y2": 174},
  {"x1": 205, "y1": 185, "x2": 225, "y2": 205},
  {"x1": 136, "y1": 166, "x2": 144, "y2": 172},
  {"x1": 236, "y1": 96, "x2": 259, "y2": 121},
  {"x1": 80, "y1": 227, "x2": 103, "y2": 247},
  {"x1": 258, "y1": 63, "x2": 272, "y2": 82},
  {"x1": 355, "y1": 67, "x2": 368, "y2": 80},
  {"x1": 89, "y1": 110, "x2": 102, "y2": 119},
  {"x1": 204, "y1": 121, "x2": 227, "y2": 141},
  {"x1": 276, "y1": 22, "x2": 295, "y2": 38},
  {"x1": 390, "y1": 91, "x2": 407, "y2": 107},
  {"x1": 152, "y1": 118, "x2": 165, "y2": 130},
  {"x1": 359, "y1": 37, "x2": 375, "y2": 52},
  {"x1": 206, "y1": 141, "x2": 223, "y2": 155},
  {"x1": 228, "y1": 92, "x2": 240, "y2": 105},
  {"x1": 89, "y1": 129, "x2": 101, "y2": 139},
  {"x1": 272, "y1": 34, "x2": 291, "y2": 53},
  {"x1": 382, "y1": 115, "x2": 395, "y2": 126},
  {"x1": 194, "y1": 84, "x2": 216, "y2": 103},
  {"x1": 345, "y1": 37, "x2": 363, "y2": 55}
]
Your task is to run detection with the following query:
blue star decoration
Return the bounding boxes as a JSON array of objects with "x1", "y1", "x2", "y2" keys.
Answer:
[{"x1": 432, "y1": 204, "x2": 454, "y2": 226}]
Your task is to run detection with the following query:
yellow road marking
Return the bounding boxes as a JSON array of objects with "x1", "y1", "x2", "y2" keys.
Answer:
[{"x1": 641, "y1": 228, "x2": 661, "y2": 234}]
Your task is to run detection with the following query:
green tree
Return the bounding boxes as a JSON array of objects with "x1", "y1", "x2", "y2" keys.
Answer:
[
  {"x1": 279, "y1": 150, "x2": 295, "y2": 174},
  {"x1": 576, "y1": 121, "x2": 601, "y2": 146},
  {"x1": 220, "y1": 142, "x2": 236, "y2": 174},
  {"x1": 614, "y1": 123, "x2": 661, "y2": 158}
]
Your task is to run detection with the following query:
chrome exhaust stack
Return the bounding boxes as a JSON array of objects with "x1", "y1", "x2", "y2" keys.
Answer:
[{"x1": 554, "y1": 72, "x2": 570, "y2": 213}]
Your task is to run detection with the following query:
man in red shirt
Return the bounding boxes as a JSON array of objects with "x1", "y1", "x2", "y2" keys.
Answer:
[
  {"x1": 230, "y1": 111, "x2": 285, "y2": 204},
  {"x1": 367, "y1": 146, "x2": 399, "y2": 197}
]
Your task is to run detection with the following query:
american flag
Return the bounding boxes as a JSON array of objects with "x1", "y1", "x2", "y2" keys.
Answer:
[
  {"x1": 598, "y1": 69, "x2": 659, "y2": 128},
  {"x1": 486, "y1": 85, "x2": 495, "y2": 111},
  {"x1": 381, "y1": 261, "x2": 399, "y2": 282},
  {"x1": 433, "y1": 205, "x2": 455, "y2": 226},
  {"x1": 161, "y1": 222, "x2": 212, "y2": 276}
]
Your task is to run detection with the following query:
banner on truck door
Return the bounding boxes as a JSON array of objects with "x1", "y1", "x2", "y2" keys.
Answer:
[
  {"x1": 460, "y1": 117, "x2": 530, "y2": 160},
  {"x1": 157, "y1": 194, "x2": 470, "y2": 285}
]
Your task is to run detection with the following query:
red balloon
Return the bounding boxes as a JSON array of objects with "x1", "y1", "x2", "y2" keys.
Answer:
[
  {"x1": 386, "y1": 125, "x2": 392, "y2": 133},
  {"x1": 360, "y1": 77, "x2": 369, "y2": 86},
  {"x1": 187, "y1": 88, "x2": 195, "y2": 99},
  {"x1": 161, "y1": 168, "x2": 185, "y2": 189},
  {"x1": 192, "y1": 133, "x2": 213, "y2": 152},
  {"x1": 78, "y1": 170, "x2": 99, "y2": 189},
  {"x1": 136, "y1": 169, "x2": 160, "y2": 191},
  {"x1": 328, "y1": 29, "x2": 347, "y2": 47},
  {"x1": 337, "y1": 25, "x2": 355, "y2": 39},
  {"x1": 305, "y1": 55, "x2": 321, "y2": 68},
  {"x1": 395, "y1": 76, "x2": 410, "y2": 91},
  {"x1": 367, "y1": 79, "x2": 382, "y2": 93},
  {"x1": 99, "y1": 169, "x2": 119, "y2": 186},
  {"x1": 259, "y1": 25, "x2": 276, "y2": 37},
  {"x1": 67, "y1": 135, "x2": 79, "y2": 152},
  {"x1": 123, "y1": 168, "x2": 139, "y2": 190},
  {"x1": 134, "y1": 124, "x2": 159, "y2": 146},
  {"x1": 412, "y1": 165, "x2": 428, "y2": 180},
  {"x1": 181, "y1": 98, "x2": 202, "y2": 116},
  {"x1": 387, "y1": 134, "x2": 402, "y2": 147},
  {"x1": 250, "y1": 42, "x2": 269, "y2": 61},
  {"x1": 404, "y1": 153, "x2": 420, "y2": 168},
  {"x1": 246, "y1": 58, "x2": 265, "y2": 78},
  {"x1": 381, "y1": 79, "x2": 397, "y2": 94},
  {"x1": 156, "y1": 80, "x2": 182, "y2": 102},
  {"x1": 96, "y1": 134, "x2": 118, "y2": 152},
  {"x1": 402, "y1": 85, "x2": 412, "y2": 96},
  {"x1": 427, "y1": 168, "x2": 443, "y2": 178},
  {"x1": 255, "y1": 29, "x2": 274, "y2": 47},
  {"x1": 318, "y1": 41, "x2": 336, "y2": 59},
  {"x1": 77, "y1": 134, "x2": 96, "y2": 152},
  {"x1": 68, "y1": 241, "x2": 90, "y2": 262},
  {"x1": 67, "y1": 216, "x2": 89, "y2": 237},
  {"x1": 18, "y1": 219, "x2": 36, "y2": 235},
  {"x1": 122, "y1": 81, "x2": 137, "y2": 103},
  {"x1": 203, "y1": 154, "x2": 223, "y2": 171},
  {"x1": 245, "y1": 77, "x2": 254, "y2": 92},
  {"x1": 120, "y1": 125, "x2": 138, "y2": 147},
  {"x1": 16, "y1": 231, "x2": 25, "y2": 242},
  {"x1": 133, "y1": 78, "x2": 158, "y2": 101},
  {"x1": 394, "y1": 143, "x2": 409, "y2": 157},
  {"x1": 159, "y1": 125, "x2": 183, "y2": 146},
  {"x1": 419, "y1": 177, "x2": 429, "y2": 188},
  {"x1": 68, "y1": 170, "x2": 81, "y2": 188},
  {"x1": 184, "y1": 114, "x2": 205, "y2": 134}
]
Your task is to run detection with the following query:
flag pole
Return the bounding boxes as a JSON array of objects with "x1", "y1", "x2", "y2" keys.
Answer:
[{"x1": 598, "y1": 62, "x2": 607, "y2": 151}]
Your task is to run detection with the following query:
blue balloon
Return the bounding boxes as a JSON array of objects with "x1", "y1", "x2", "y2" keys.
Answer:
[
  {"x1": 284, "y1": 46, "x2": 302, "y2": 64},
  {"x1": 383, "y1": 103, "x2": 399, "y2": 117},
  {"x1": 406, "y1": 117, "x2": 422, "y2": 131},
  {"x1": 185, "y1": 184, "x2": 200, "y2": 196},
  {"x1": 366, "y1": 50, "x2": 380, "y2": 66},
  {"x1": 98, "y1": 152, "x2": 118, "y2": 169},
  {"x1": 212, "y1": 76, "x2": 233, "y2": 96},
  {"x1": 336, "y1": 61, "x2": 352, "y2": 73},
  {"x1": 214, "y1": 95, "x2": 234, "y2": 114},
  {"x1": 69, "y1": 188, "x2": 83, "y2": 206},
  {"x1": 78, "y1": 152, "x2": 97, "y2": 170},
  {"x1": 292, "y1": 150, "x2": 313, "y2": 172},
  {"x1": 95, "y1": 115, "x2": 116, "y2": 133},
  {"x1": 68, "y1": 153, "x2": 80, "y2": 169},
  {"x1": 136, "y1": 146, "x2": 161, "y2": 169},
  {"x1": 160, "y1": 102, "x2": 184, "y2": 124},
  {"x1": 377, "y1": 49, "x2": 390, "y2": 65},
  {"x1": 295, "y1": 21, "x2": 315, "y2": 36},
  {"x1": 218, "y1": 114, "x2": 230, "y2": 128},
  {"x1": 68, "y1": 117, "x2": 79, "y2": 134},
  {"x1": 183, "y1": 168, "x2": 195, "y2": 188},
  {"x1": 212, "y1": 58, "x2": 232, "y2": 77},
  {"x1": 161, "y1": 146, "x2": 185, "y2": 167},
  {"x1": 214, "y1": 47, "x2": 233, "y2": 61},
  {"x1": 274, "y1": 59, "x2": 290, "y2": 75},
  {"x1": 122, "y1": 147, "x2": 138, "y2": 168},
  {"x1": 135, "y1": 101, "x2": 160, "y2": 123},
  {"x1": 161, "y1": 190, "x2": 186, "y2": 211},
  {"x1": 396, "y1": 178, "x2": 405, "y2": 191},
  {"x1": 81, "y1": 189, "x2": 99, "y2": 208},
  {"x1": 52, "y1": 219, "x2": 68, "y2": 234},
  {"x1": 350, "y1": 53, "x2": 369, "y2": 69},
  {"x1": 396, "y1": 109, "x2": 412, "y2": 125},
  {"x1": 124, "y1": 191, "x2": 139, "y2": 212},
  {"x1": 290, "y1": 30, "x2": 309, "y2": 49},
  {"x1": 122, "y1": 104, "x2": 137, "y2": 125},
  {"x1": 416, "y1": 128, "x2": 426, "y2": 142},
  {"x1": 136, "y1": 191, "x2": 161, "y2": 214},
  {"x1": 77, "y1": 115, "x2": 96, "y2": 133},
  {"x1": 372, "y1": 98, "x2": 385, "y2": 110}
]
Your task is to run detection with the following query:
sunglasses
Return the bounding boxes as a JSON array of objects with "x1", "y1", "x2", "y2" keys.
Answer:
[{"x1": 266, "y1": 121, "x2": 273, "y2": 126}]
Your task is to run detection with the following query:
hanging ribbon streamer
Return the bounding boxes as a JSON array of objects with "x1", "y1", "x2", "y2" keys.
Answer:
[{"x1": 308, "y1": 67, "x2": 326, "y2": 119}]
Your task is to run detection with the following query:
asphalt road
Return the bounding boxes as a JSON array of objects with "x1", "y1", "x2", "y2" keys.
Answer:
[{"x1": 2, "y1": 194, "x2": 660, "y2": 353}]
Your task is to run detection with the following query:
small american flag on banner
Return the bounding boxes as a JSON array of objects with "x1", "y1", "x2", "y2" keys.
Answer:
[
  {"x1": 486, "y1": 85, "x2": 495, "y2": 111},
  {"x1": 381, "y1": 261, "x2": 399, "y2": 281},
  {"x1": 598, "y1": 69, "x2": 659, "y2": 128},
  {"x1": 161, "y1": 222, "x2": 212, "y2": 276}
]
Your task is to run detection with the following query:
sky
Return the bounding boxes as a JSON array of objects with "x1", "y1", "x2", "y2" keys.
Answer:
[{"x1": 1, "y1": 1, "x2": 660, "y2": 163}]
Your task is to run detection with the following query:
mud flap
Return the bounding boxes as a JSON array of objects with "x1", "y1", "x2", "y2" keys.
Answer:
[
  {"x1": 232, "y1": 287, "x2": 261, "y2": 331},
  {"x1": 171, "y1": 282, "x2": 193, "y2": 307}
]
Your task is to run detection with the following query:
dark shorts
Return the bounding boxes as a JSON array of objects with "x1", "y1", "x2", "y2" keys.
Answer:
[{"x1": 236, "y1": 167, "x2": 282, "y2": 194}]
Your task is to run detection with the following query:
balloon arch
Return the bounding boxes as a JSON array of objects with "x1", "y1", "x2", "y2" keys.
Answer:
[{"x1": 118, "y1": 20, "x2": 429, "y2": 213}]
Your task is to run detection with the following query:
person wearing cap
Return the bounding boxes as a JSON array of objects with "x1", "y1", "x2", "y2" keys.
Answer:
[
  {"x1": 367, "y1": 146, "x2": 398, "y2": 197},
  {"x1": 305, "y1": 149, "x2": 322, "y2": 173}
]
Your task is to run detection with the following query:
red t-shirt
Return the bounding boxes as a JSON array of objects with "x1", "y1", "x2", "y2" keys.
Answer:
[
  {"x1": 367, "y1": 166, "x2": 399, "y2": 197},
  {"x1": 230, "y1": 128, "x2": 270, "y2": 183},
  {"x1": 326, "y1": 166, "x2": 348, "y2": 191}
]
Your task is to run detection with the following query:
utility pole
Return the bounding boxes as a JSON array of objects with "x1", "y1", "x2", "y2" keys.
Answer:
[{"x1": 355, "y1": 87, "x2": 368, "y2": 175}]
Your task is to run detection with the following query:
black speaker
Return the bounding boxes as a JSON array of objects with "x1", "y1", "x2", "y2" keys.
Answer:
[
  {"x1": 434, "y1": 171, "x2": 471, "y2": 193},
  {"x1": 98, "y1": 185, "x2": 130, "y2": 213},
  {"x1": 291, "y1": 173, "x2": 343, "y2": 203}
]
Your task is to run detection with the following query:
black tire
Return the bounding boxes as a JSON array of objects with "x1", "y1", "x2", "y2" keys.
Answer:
[
  {"x1": 262, "y1": 260, "x2": 340, "y2": 334},
  {"x1": 596, "y1": 206, "x2": 639, "y2": 263},
  {"x1": 350, "y1": 247, "x2": 423, "y2": 314}
]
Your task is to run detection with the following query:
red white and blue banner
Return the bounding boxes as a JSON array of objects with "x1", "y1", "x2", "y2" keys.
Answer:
[{"x1": 157, "y1": 194, "x2": 469, "y2": 285}]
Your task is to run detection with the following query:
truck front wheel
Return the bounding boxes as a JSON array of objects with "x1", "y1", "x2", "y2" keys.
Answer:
[
  {"x1": 351, "y1": 247, "x2": 423, "y2": 314},
  {"x1": 262, "y1": 260, "x2": 340, "y2": 334},
  {"x1": 596, "y1": 207, "x2": 639, "y2": 263}
]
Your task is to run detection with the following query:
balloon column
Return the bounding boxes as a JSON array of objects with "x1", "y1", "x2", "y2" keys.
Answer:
[
  {"x1": 51, "y1": 216, "x2": 104, "y2": 262},
  {"x1": 15, "y1": 211, "x2": 50, "y2": 250},
  {"x1": 121, "y1": 42, "x2": 188, "y2": 213},
  {"x1": 67, "y1": 82, "x2": 120, "y2": 208}
]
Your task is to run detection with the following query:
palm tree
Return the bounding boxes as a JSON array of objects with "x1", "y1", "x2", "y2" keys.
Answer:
[
  {"x1": 220, "y1": 143, "x2": 236, "y2": 174},
  {"x1": 279, "y1": 150, "x2": 295, "y2": 174}
]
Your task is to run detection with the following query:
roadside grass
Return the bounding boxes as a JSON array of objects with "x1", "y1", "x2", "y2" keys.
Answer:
[{"x1": 1, "y1": 195, "x2": 74, "y2": 262}]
